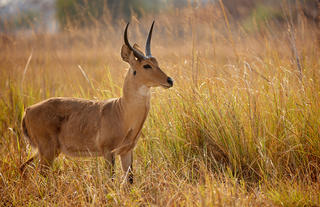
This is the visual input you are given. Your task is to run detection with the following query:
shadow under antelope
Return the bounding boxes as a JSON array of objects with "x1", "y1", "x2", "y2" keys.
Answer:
[{"x1": 20, "y1": 21, "x2": 173, "y2": 184}]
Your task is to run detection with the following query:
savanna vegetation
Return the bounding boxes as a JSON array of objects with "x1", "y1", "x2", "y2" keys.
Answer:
[{"x1": 0, "y1": 1, "x2": 319, "y2": 206}]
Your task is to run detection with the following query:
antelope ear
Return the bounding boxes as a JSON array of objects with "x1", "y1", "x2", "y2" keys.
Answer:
[
  {"x1": 133, "y1": 44, "x2": 145, "y2": 56},
  {"x1": 121, "y1": 44, "x2": 135, "y2": 63}
]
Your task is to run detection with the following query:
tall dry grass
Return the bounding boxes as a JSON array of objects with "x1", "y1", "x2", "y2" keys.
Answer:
[{"x1": 0, "y1": 3, "x2": 319, "y2": 206}]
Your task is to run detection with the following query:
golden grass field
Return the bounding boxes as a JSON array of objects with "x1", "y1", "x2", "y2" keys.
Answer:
[{"x1": 0, "y1": 3, "x2": 320, "y2": 206}]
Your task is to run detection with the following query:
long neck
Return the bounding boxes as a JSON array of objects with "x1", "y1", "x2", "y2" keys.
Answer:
[{"x1": 119, "y1": 68, "x2": 151, "y2": 115}]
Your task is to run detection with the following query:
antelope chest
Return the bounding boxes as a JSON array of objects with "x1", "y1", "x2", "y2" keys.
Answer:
[{"x1": 120, "y1": 106, "x2": 149, "y2": 151}]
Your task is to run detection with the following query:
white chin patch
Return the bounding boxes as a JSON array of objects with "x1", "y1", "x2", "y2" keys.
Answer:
[{"x1": 138, "y1": 85, "x2": 150, "y2": 96}]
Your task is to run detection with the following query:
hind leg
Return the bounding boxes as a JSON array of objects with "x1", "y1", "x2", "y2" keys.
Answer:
[
  {"x1": 20, "y1": 152, "x2": 39, "y2": 173},
  {"x1": 38, "y1": 139, "x2": 59, "y2": 173}
]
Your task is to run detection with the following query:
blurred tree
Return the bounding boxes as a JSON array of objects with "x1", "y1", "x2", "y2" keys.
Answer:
[
  {"x1": 56, "y1": 0, "x2": 163, "y2": 28},
  {"x1": 56, "y1": 0, "x2": 108, "y2": 28},
  {"x1": 221, "y1": 0, "x2": 258, "y2": 18},
  {"x1": 0, "y1": 11, "x2": 38, "y2": 32},
  {"x1": 221, "y1": 0, "x2": 319, "y2": 25},
  {"x1": 300, "y1": 0, "x2": 319, "y2": 25}
]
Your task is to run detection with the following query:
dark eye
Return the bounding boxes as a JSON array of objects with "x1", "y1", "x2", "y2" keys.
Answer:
[{"x1": 143, "y1": 64, "x2": 152, "y2": 69}]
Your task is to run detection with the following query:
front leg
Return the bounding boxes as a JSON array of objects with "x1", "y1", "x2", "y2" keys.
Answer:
[
  {"x1": 120, "y1": 150, "x2": 133, "y2": 184},
  {"x1": 104, "y1": 151, "x2": 115, "y2": 179}
]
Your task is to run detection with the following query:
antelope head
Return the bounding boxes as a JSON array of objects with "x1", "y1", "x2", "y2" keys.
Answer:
[{"x1": 121, "y1": 21, "x2": 173, "y2": 89}]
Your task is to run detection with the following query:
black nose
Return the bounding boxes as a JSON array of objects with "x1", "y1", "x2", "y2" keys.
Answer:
[{"x1": 167, "y1": 77, "x2": 173, "y2": 86}]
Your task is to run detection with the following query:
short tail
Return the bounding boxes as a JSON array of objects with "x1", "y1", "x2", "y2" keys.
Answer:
[
  {"x1": 21, "y1": 111, "x2": 35, "y2": 147},
  {"x1": 22, "y1": 115, "x2": 30, "y2": 141},
  {"x1": 20, "y1": 111, "x2": 38, "y2": 173}
]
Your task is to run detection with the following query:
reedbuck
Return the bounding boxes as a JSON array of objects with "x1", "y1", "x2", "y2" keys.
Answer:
[{"x1": 21, "y1": 21, "x2": 173, "y2": 184}]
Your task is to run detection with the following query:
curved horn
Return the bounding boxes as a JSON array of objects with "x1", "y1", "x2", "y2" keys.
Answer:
[
  {"x1": 124, "y1": 23, "x2": 145, "y2": 60},
  {"x1": 145, "y1": 21, "x2": 155, "y2": 57}
]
